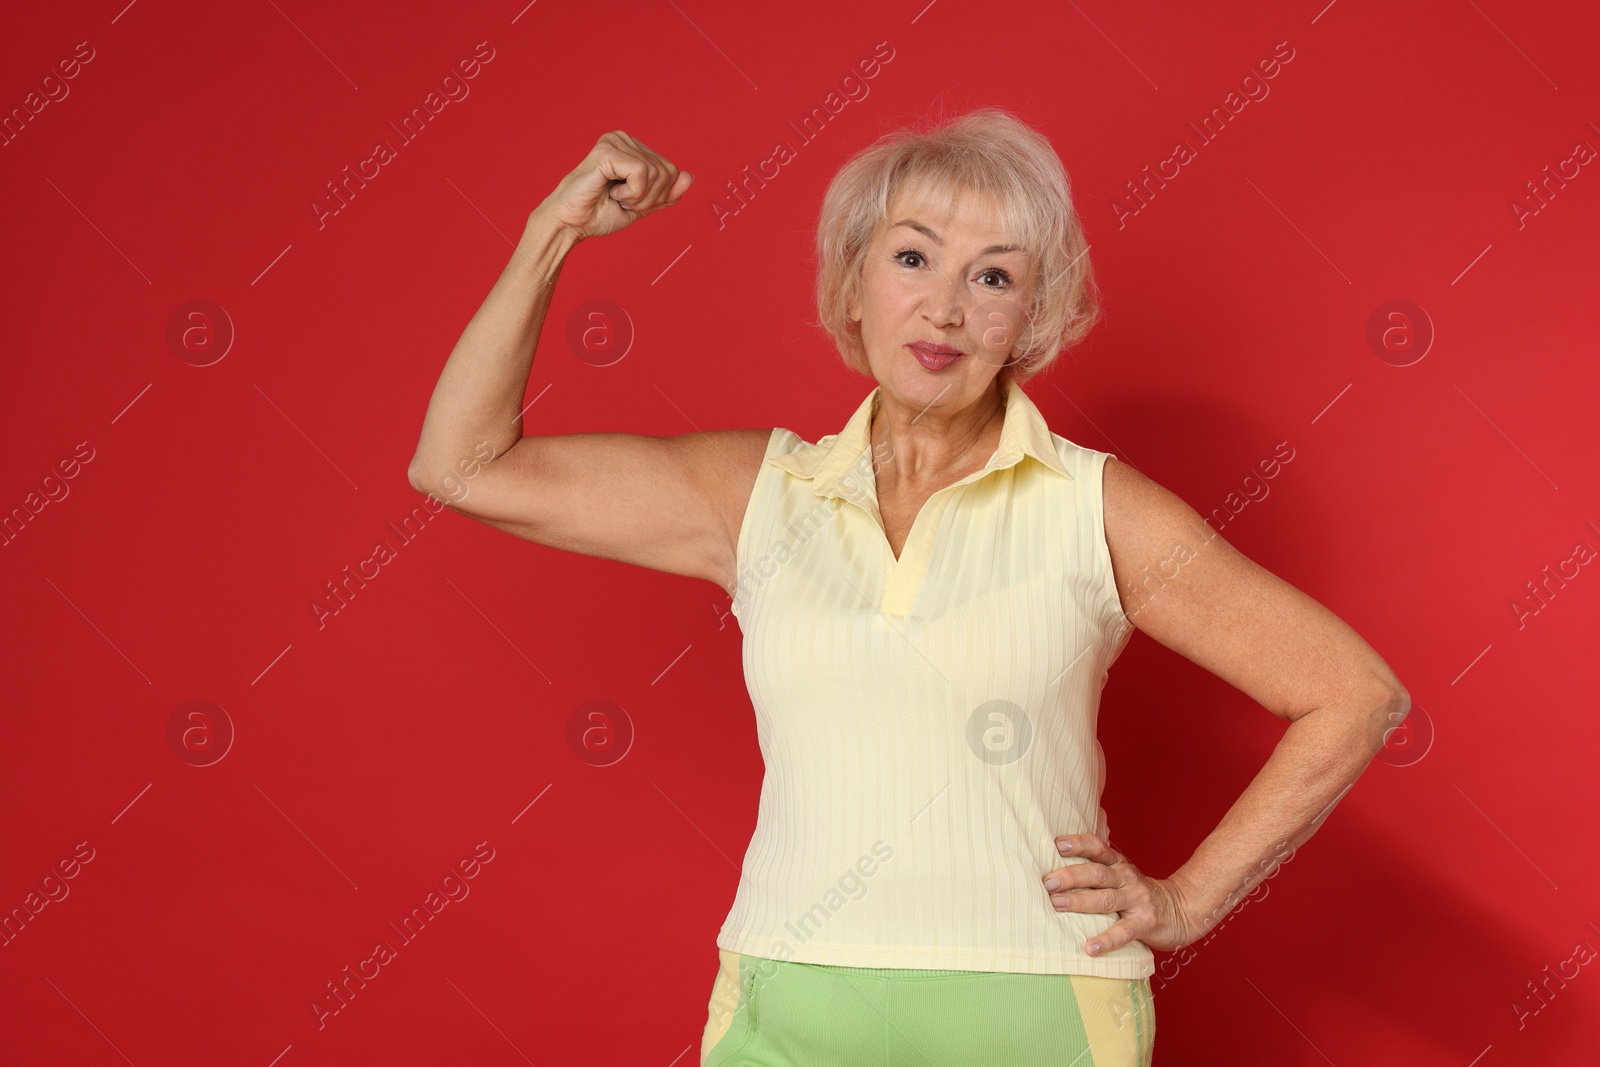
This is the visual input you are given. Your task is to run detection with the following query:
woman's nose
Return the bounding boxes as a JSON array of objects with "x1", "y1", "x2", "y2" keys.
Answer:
[{"x1": 923, "y1": 273, "x2": 967, "y2": 323}]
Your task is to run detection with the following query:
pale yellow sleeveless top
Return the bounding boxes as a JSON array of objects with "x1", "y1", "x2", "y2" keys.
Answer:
[{"x1": 718, "y1": 376, "x2": 1150, "y2": 978}]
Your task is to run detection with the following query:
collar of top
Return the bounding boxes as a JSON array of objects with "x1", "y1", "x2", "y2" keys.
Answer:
[{"x1": 769, "y1": 374, "x2": 1073, "y2": 500}]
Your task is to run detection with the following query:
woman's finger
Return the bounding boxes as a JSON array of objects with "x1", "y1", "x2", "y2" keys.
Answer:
[
  {"x1": 642, "y1": 161, "x2": 683, "y2": 212},
  {"x1": 1041, "y1": 859, "x2": 1118, "y2": 892},
  {"x1": 534, "y1": 130, "x2": 692, "y2": 243},
  {"x1": 617, "y1": 157, "x2": 682, "y2": 214},
  {"x1": 1056, "y1": 832, "x2": 1124, "y2": 867},
  {"x1": 1085, "y1": 918, "x2": 1138, "y2": 956},
  {"x1": 634, "y1": 138, "x2": 688, "y2": 205},
  {"x1": 598, "y1": 149, "x2": 649, "y2": 210},
  {"x1": 633, "y1": 160, "x2": 663, "y2": 209},
  {"x1": 605, "y1": 134, "x2": 679, "y2": 214},
  {"x1": 613, "y1": 164, "x2": 655, "y2": 209},
  {"x1": 1050, "y1": 887, "x2": 1122, "y2": 914}
]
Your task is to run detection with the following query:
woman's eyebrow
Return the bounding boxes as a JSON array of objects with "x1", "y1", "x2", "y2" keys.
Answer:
[{"x1": 891, "y1": 218, "x2": 1027, "y2": 256}]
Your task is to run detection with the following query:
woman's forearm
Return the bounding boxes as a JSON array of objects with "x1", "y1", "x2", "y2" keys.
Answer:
[
  {"x1": 407, "y1": 209, "x2": 582, "y2": 488},
  {"x1": 1167, "y1": 694, "x2": 1406, "y2": 931}
]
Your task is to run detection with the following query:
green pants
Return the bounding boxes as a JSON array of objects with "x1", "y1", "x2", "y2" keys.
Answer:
[{"x1": 700, "y1": 949, "x2": 1155, "y2": 1066}]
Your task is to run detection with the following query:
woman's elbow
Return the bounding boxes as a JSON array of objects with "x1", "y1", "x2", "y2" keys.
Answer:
[
  {"x1": 407, "y1": 454, "x2": 444, "y2": 495},
  {"x1": 406, "y1": 457, "x2": 429, "y2": 493},
  {"x1": 1386, "y1": 682, "x2": 1412, "y2": 722},
  {"x1": 1360, "y1": 677, "x2": 1411, "y2": 759}
]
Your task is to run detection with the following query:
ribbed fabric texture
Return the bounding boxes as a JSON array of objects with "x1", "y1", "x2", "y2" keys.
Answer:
[{"x1": 718, "y1": 376, "x2": 1150, "y2": 979}]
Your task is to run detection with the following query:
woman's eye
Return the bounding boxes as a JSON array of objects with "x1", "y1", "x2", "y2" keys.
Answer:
[{"x1": 895, "y1": 250, "x2": 1010, "y2": 289}]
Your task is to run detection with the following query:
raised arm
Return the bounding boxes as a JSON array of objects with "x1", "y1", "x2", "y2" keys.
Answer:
[
  {"x1": 408, "y1": 129, "x2": 693, "y2": 485},
  {"x1": 406, "y1": 132, "x2": 769, "y2": 594},
  {"x1": 405, "y1": 212, "x2": 578, "y2": 487}
]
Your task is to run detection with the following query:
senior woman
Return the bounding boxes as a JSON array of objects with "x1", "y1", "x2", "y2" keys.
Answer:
[{"x1": 408, "y1": 110, "x2": 1409, "y2": 1066}]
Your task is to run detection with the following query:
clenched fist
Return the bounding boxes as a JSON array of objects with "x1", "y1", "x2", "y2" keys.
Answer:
[{"x1": 536, "y1": 130, "x2": 693, "y2": 241}]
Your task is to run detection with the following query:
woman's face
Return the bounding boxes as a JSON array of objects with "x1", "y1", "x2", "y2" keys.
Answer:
[{"x1": 848, "y1": 181, "x2": 1036, "y2": 407}]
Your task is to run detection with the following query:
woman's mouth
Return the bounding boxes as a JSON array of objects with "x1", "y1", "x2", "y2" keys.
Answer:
[{"x1": 907, "y1": 342, "x2": 964, "y2": 372}]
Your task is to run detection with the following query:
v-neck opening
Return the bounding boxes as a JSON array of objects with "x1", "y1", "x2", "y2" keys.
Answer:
[
  {"x1": 865, "y1": 399, "x2": 1008, "y2": 568},
  {"x1": 785, "y1": 376, "x2": 1070, "y2": 616},
  {"x1": 877, "y1": 471, "x2": 984, "y2": 565}
]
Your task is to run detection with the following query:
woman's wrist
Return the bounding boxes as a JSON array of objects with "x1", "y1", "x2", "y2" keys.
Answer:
[
  {"x1": 1166, "y1": 864, "x2": 1228, "y2": 929},
  {"x1": 488, "y1": 207, "x2": 579, "y2": 296},
  {"x1": 525, "y1": 205, "x2": 584, "y2": 252}
]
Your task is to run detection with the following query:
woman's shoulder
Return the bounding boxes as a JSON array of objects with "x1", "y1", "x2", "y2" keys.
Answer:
[
  {"x1": 1042, "y1": 428, "x2": 1118, "y2": 480},
  {"x1": 706, "y1": 427, "x2": 811, "y2": 500},
  {"x1": 763, "y1": 426, "x2": 830, "y2": 471}
]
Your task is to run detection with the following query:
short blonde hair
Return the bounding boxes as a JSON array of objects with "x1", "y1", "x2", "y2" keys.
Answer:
[{"x1": 813, "y1": 106, "x2": 1101, "y2": 385}]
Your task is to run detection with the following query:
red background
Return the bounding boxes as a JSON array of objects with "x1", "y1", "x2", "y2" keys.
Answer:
[{"x1": 3, "y1": 1, "x2": 1598, "y2": 1063}]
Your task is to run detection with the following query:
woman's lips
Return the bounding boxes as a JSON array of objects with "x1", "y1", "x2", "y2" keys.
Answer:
[{"x1": 907, "y1": 343, "x2": 963, "y2": 371}]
